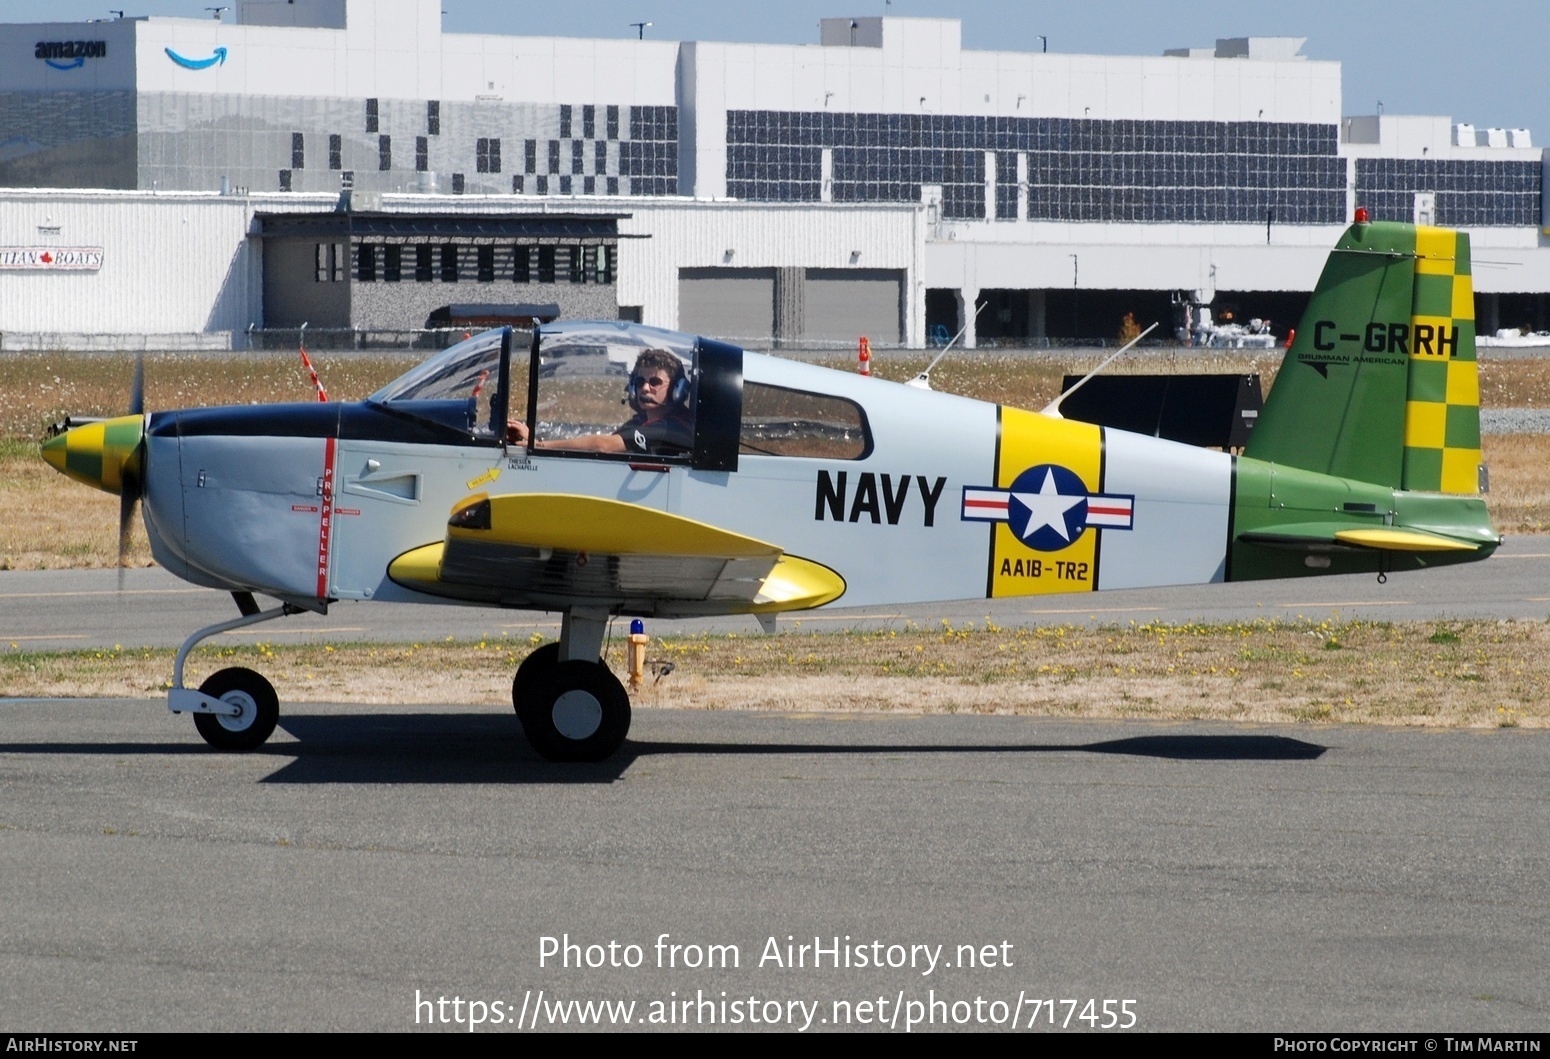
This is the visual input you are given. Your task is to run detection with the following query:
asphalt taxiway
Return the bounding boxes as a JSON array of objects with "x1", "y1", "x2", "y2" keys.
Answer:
[{"x1": 0, "y1": 703, "x2": 1545, "y2": 1032}]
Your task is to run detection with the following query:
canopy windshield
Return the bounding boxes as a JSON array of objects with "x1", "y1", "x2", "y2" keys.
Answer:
[{"x1": 369, "y1": 329, "x2": 519, "y2": 439}]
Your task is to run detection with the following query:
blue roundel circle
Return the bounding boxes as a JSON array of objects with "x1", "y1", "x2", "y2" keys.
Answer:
[{"x1": 1006, "y1": 464, "x2": 1090, "y2": 552}]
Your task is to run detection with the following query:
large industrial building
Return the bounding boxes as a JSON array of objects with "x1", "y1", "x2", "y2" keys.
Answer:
[{"x1": 1, "y1": 0, "x2": 1547, "y2": 349}]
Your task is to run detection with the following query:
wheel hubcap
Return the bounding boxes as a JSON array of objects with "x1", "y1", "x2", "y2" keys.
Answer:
[
  {"x1": 552, "y1": 690, "x2": 603, "y2": 739},
  {"x1": 217, "y1": 691, "x2": 256, "y2": 732}
]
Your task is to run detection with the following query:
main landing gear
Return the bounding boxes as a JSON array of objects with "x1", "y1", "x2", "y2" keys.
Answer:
[{"x1": 511, "y1": 609, "x2": 631, "y2": 762}]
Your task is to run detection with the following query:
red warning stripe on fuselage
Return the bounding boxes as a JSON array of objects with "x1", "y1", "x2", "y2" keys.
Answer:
[{"x1": 316, "y1": 436, "x2": 337, "y2": 598}]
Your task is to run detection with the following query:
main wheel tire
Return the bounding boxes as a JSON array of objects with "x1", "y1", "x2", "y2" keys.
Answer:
[
  {"x1": 511, "y1": 642, "x2": 562, "y2": 710},
  {"x1": 516, "y1": 659, "x2": 630, "y2": 763},
  {"x1": 192, "y1": 667, "x2": 279, "y2": 751}
]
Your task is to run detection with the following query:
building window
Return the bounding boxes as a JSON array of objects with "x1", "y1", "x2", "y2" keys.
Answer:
[
  {"x1": 547, "y1": 140, "x2": 560, "y2": 174},
  {"x1": 595, "y1": 245, "x2": 613, "y2": 284},
  {"x1": 427, "y1": 100, "x2": 440, "y2": 135},
  {"x1": 315, "y1": 242, "x2": 345, "y2": 282},
  {"x1": 571, "y1": 140, "x2": 584, "y2": 175},
  {"x1": 415, "y1": 245, "x2": 433, "y2": 282},
  {"x1": 477, "y1": 245, "x2": 495, "y2": 283},
  {"x1": 514, "y1": 245, "x2": 530, "y2": 282},
  {"x1": 476, "y1": 137, "x2": 501, "y2": 173},
  {"x1": 279, "y1": 169, "x2": 292, "y2": 192},
  {"x1": 440, "y1": 244, "x2": 458, "y2": 282},
  {"x1": 356, "y1": 244, "x2": 376, "y2": 282},
  {"x1": 415, "y1": 136, "x2": 428, "y2": 172},
  {"x1": 329, "y1": 134, "x2": 342, "y2": 170},
  {"x1": 512, "y1": 175, "x2": 524, "y2": 194},
  {"x1": 567, "y1": 246, "x2": 584, "y2": 284},
  {"x1": 524, "y1": 139, "x2": 537, "y2": 173},
  {"x1": 383, "y1": 244, "x2": 402, "y2": 282},
  {"x1": 536, "y1": 175, "x2": 548, "y2": 195},
  {"x1": 291, "y1": 132, "x2": 304, "y2": 169},
  {"x1": 594, "y1": 140, "x2": 607, "y2": 174},
  {"x1": 559, "y1": 104, "x2": 572, "y2": 139},
  {"x1": 451, "y1": 173, "x2": 465, "y2": 194},
  {"x1": 365, "y1": 98, "x2": 379, "y2": 133},
  {"x1": 559, "y1": 175, "x2": 572, "y2": 195},
  {"x1": 378, "y1": 135, "x2": 391, "y2": 171},
  {"x1": 537, "y1": 245, "x2": 555, "y2": 283},
  {"x1": 583, "y1": 104, "x2": 595, "y2": 139},
  {"x1": 606, "y1": 105, "x2": 619, "y2": 139}
]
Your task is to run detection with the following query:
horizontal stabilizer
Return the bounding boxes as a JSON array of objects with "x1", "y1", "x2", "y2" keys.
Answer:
[{"x1": 1238, "y1": 522, "x2": 1480, "y2": 553}]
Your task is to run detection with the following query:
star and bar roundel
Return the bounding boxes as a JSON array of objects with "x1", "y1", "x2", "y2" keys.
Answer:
[
  {"x1": 963, "y1": 464, "x2": 1134, "y2": 550},
  {"x1": 961, "y1": 408, "x2": 1135, "y2": 597}
]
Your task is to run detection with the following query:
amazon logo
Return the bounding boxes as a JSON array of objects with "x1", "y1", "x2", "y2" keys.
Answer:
[
  {"x1": 166, "y1": 46, "x2": 229, "y2": 70},
  {"x1": 35, "y1": 40, "x2": 107, "y2": 69}
]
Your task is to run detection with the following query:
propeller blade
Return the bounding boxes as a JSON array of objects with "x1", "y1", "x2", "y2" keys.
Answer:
[
  {"x1": 129, "y1": 352, "x2": 144, "y2": 417},
  {"x1": 117, "y1": 474, "x2": 139, "y2": 589},
  {"x1": 121, "y1": 352, "x2": 146, "y2": 588}
]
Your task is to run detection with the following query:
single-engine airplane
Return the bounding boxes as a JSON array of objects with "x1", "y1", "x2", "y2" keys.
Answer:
[{"x1": 42, "y1": 217, "x2": 1500, "y2": 761}]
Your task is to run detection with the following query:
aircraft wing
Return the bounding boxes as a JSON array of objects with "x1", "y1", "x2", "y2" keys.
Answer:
[
  {"x1": 1236, "y1": 522, "x2": 1483, "y2": 553},
  {"x1": 388, "y1": 493, "x2": 846, "y2": 615}
]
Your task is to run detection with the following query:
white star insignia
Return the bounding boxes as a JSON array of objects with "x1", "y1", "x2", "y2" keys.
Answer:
[{"x1": 1010, "y1": 468, "x2": 1084, "y2": 542}]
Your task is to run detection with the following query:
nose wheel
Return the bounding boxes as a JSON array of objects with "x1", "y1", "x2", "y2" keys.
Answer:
[{"x1": 192, "y1": 667, "x2": 279, "y2": 751}]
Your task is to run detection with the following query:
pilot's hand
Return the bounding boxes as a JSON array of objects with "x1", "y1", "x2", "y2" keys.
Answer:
[{"x1": 506, "y1": 419, "x2": 531, "y2": 445}]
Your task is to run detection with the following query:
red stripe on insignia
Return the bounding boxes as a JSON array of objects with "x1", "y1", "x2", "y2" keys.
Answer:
[
  {"x1": 316, "y1": 436, "x2": 337, "y2": 598},
  {"x1": 964, "y1": 498, "x2": 1008, "y2": 510},
  {"x1": 1087, "y1": 503, "x2": 1131, "y2": 516}
]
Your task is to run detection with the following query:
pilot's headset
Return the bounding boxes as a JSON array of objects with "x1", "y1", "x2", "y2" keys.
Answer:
[{"x1": 625, "y1": 350, "x2": 691, "y2": 411}]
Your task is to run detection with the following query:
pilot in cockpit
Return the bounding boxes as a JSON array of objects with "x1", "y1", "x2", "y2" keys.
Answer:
[{"x1": 507, "y1": 348, "x2": 694, "y2": 457}]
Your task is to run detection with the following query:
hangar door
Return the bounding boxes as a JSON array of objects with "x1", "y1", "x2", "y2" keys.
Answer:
[
  {"x1": 678, "y1": 267, "x2": 775, "y2": 342},
  {"x1": 805, "y1": 268, "x2": 903, "y2": 344}
]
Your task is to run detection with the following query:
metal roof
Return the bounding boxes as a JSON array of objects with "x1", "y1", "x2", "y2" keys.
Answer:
[{"x1": 254, "y1": 212, "x2": 634, "y2": 240}]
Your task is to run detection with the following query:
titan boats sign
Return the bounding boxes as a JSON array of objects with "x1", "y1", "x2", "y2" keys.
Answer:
[{"x1": 0, "y1": 247, "x2": 105, "y2": 271}]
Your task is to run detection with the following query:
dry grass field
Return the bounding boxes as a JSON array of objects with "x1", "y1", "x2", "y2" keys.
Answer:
[{"x1": 3, "y1": 617, "x2": 1543, "y2": 728}]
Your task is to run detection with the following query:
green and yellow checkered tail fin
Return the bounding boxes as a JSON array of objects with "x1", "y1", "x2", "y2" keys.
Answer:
[{"x1": 1245, "y1": 219, "x2": 1481, "y2": 495}]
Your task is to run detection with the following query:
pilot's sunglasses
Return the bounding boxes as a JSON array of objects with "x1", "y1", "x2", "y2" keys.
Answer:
[{"x1": 633, "y1": 375, "x2": 669, "y2": 388}]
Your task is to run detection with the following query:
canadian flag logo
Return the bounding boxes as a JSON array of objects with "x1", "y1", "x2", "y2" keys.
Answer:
[{"x1": 39, "y1": 251, "x2": 52, "y2": 264}]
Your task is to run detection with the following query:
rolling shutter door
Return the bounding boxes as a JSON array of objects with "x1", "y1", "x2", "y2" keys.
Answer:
[
  {"x1": 678, "y1": 267, "x2": 775, "y2": 342},
  {"x1": 803, "y1": 268, "x2": 903, "y2": 343}
]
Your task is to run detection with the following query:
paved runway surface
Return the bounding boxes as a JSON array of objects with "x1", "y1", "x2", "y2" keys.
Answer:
[
  {"x1": 5, "y1": 535, "x2": 1550, "y2": 652},
  {"x1": 5, "y1": 544, "x2": 1549, "y2": 1032},
  {"x1": 0, "y1": 702, "x2": 1545, "y2": 1032}
]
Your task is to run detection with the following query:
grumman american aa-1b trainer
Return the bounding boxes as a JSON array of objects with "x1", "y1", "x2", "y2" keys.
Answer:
[{"x1": 42, "y1": 217, "x2": 1500, "y2": 762}]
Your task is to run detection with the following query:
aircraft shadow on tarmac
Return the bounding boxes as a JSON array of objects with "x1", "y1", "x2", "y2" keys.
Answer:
[{"x1": 0, "y1": 712, "x2": 1326, "y2": 784}]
